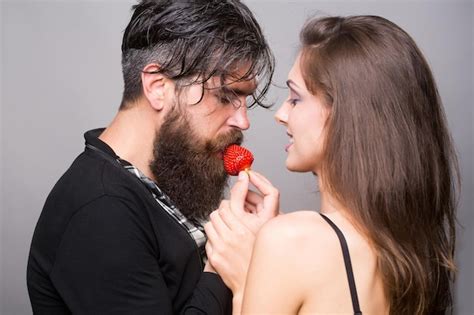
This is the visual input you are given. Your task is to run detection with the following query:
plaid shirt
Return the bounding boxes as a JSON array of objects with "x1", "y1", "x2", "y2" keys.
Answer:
[{"x1": 117, "y1": 158, "x2": 208, "y2": 265}]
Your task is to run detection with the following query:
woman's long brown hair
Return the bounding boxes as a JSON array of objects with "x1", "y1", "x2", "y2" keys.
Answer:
[{"x1": 299, "y1": 15, "x2": 459, "y2": 314}]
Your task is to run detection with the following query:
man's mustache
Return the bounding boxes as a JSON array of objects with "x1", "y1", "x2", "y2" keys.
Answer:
[{"x1": 205, "y1": 130, "x2": 243, "y2": 153}]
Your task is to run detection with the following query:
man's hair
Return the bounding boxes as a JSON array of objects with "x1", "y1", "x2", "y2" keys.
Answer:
[{"x1": 120, "y1": 0, "x2": 274, "y2": 109}]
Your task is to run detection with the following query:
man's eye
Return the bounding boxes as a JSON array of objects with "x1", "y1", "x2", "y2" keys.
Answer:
[
  {"x1": 220, "y1": 96, "x2": 232, "y2": 104},
  {"x1": 218, "y1": 94, "x2": 241, "y2": 107}
]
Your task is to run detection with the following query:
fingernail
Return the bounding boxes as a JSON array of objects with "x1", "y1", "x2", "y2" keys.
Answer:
[{"x1": 238, "y1": 171, "x2": 246, "y2": 181}]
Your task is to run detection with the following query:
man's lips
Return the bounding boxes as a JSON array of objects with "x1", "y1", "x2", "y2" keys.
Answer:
[{"x1": 218, "y1": 142, "x2": 242, "y2": 160}]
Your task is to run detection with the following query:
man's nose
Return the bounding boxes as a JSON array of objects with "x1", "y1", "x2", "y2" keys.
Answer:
[{"x1": 228, "y1": 105, "x2": 250, "y2": 130}]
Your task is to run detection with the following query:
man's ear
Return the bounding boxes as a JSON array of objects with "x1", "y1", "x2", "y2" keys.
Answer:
[{"x1": 141, "y1": 64, "x2": 169, "y2": 111}]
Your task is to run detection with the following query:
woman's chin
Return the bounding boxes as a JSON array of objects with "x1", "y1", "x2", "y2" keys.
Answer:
[{"x1": 285, "y1": 160, "x2": 304, "y2": 173}]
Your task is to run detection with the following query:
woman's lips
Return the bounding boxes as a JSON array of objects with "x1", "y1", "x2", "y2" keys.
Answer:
[{"x1": 285, "y1": 132, "x2": 294, "y2": 152}]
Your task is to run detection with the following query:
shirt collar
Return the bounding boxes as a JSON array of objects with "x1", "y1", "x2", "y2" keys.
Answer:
[
  {"x1": 84, "y1": 128, "x2": 208, "y2": 264},
  {"x1": 84, "y1": 128, "x2": 119, "y2": 159}
]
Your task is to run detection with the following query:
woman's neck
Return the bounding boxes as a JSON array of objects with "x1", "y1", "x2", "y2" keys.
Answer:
[{"x1": 317, "y1": 175, "x2": 345, "y2": 215}]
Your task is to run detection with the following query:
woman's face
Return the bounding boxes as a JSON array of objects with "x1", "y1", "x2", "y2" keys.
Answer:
[{"x1": 274, "y1": 54, "x2": 330, "y2": 174}]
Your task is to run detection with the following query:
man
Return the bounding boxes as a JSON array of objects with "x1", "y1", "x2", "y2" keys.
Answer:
[{"x1": 27, "y1": 0, "x2": 274, "y2": 314}]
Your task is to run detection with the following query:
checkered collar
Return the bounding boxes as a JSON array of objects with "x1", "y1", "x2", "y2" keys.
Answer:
[{"x1": 84, "y1": 129, "x2": 207, "y2": 265}]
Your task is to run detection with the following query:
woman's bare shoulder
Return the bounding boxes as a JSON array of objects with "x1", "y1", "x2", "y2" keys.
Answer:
[
  {"x1": 252, "y1": 211, "x2": 349, "y2": 294},
  {"x1": 259, "y1": 210, "x2": 335, "y2": 242},
  {"x1": 252, "y1": 211, "x2": 385, "y2": 314},
  {"x1": 256, "y1": 211, "x2": 341, "y2": 264},
  {"x1": 243, "y1": 211, "x2": 340, "y2": 312}
]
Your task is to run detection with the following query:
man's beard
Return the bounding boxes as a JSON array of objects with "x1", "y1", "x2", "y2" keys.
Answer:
[{"x1": 150, "y1": 107, "x2": 243, "y2": 221}]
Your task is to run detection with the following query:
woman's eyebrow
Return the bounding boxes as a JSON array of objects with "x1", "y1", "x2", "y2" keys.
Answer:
[{"x1": 286, "y1": 80, "x2": 301, "y2": 94}]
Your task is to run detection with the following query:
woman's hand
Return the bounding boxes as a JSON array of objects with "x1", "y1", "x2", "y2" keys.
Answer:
[
  {"x1": 204, "y1": 173, "x2": 255, "y2": 295},
  {"x1": 204, "y1": 171, "x2": 280, "y2": 294},
  {"x1": 239, "y1": 170, "x2": 280, "y2": 234}
]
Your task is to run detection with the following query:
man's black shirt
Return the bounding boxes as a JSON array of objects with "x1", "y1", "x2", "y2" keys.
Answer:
[{"x1": 27, "y1": 129, "x2": 231, "y2": 314}]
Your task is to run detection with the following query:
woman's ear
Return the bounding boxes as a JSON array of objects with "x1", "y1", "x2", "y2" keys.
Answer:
[{"x1": 141, "y1": 64, "x2": 168, "y2": 111}]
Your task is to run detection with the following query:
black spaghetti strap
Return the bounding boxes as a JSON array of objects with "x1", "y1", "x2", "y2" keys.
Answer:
[{"x1": 320, "y1": 213, "x2": 362, "y2": 315}]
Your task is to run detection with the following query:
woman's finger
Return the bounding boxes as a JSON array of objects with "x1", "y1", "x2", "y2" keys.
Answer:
[
  {"x1": 248, "y1": 170, "x2": 272, "y2": 185},
  {"x1": 205, "y1": 239, "x2": 213, "y2": 257},
  {"x1": 209, "y1": 209, "x2": 231, "y2": 236},
  {"x1": 248, "y1": 171, "x2": 276, "y2": 196},
  {"x1": 229, "y1": 171, "x2": 250, "y2": 216},
  {"x1": 204, "y1": 221, "x2": 219, "y2": 243},
  {"x1": 219, "y1": 203, "x2": 245, "y2": 231},
  {"x1": 246, "y1": 190, "x2": 263, "y2": 207},
  {"x1": 244, "y1": 201, "x2": 257, "y2": 214},
  {"x1": 248, "y1": 171, "x2": 280, "y2": 218}
]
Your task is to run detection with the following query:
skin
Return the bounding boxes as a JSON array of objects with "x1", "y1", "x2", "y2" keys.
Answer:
[
  {"x1": 274, "y1": 55, "x2": 329, "y2": 173},
  {"x1": 206, "y1": 55, "x2": 388, "y2": 314},
  {"x1": 204, "y1": 170, "x2": 280, "y2": 311},
  {"x1": 99, "y1": 63, "x2": 256, "y2": 182},
  {"x1": 99, "y1": 62, "x2": 257, "y2": 275}
]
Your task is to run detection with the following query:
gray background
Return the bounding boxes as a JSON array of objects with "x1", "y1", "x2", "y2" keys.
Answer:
[{"x1": 1, "y1": 0, "x2": 472, "y2": 314}]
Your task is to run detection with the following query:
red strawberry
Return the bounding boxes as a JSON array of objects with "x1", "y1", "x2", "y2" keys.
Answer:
[{"x1": 223, "y1": 144, "x2": 254, "y2": 176}]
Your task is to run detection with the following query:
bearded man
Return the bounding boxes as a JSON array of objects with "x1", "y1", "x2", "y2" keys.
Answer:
[{"x1": 26, "y1": 1, "x2": 274, "y2": 314}]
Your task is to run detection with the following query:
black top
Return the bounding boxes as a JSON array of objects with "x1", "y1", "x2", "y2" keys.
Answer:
[
  {"x1": 320, "y1": 213, "x2": 362, "y2": 315},
  {"x1": 27, "y1": 129, "x2": 231, "y2": 315}
]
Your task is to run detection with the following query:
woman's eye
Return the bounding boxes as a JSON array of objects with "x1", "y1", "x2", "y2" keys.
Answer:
[{"x1": 288, "y1": 98, "x2": 299, "y2": 106}]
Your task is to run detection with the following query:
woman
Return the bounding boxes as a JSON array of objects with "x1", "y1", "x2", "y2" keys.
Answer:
[{"x1": 205, "y1": 15, "x2": 458, "y2": 314}]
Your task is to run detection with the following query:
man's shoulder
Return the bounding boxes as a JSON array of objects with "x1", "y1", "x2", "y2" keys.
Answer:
[
  {"x1": 31, "y1": 151, "x2": 161, "y2": 265},
  {"x1": 50, "y1": 151, "x2": 149, "y2": 209}
]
